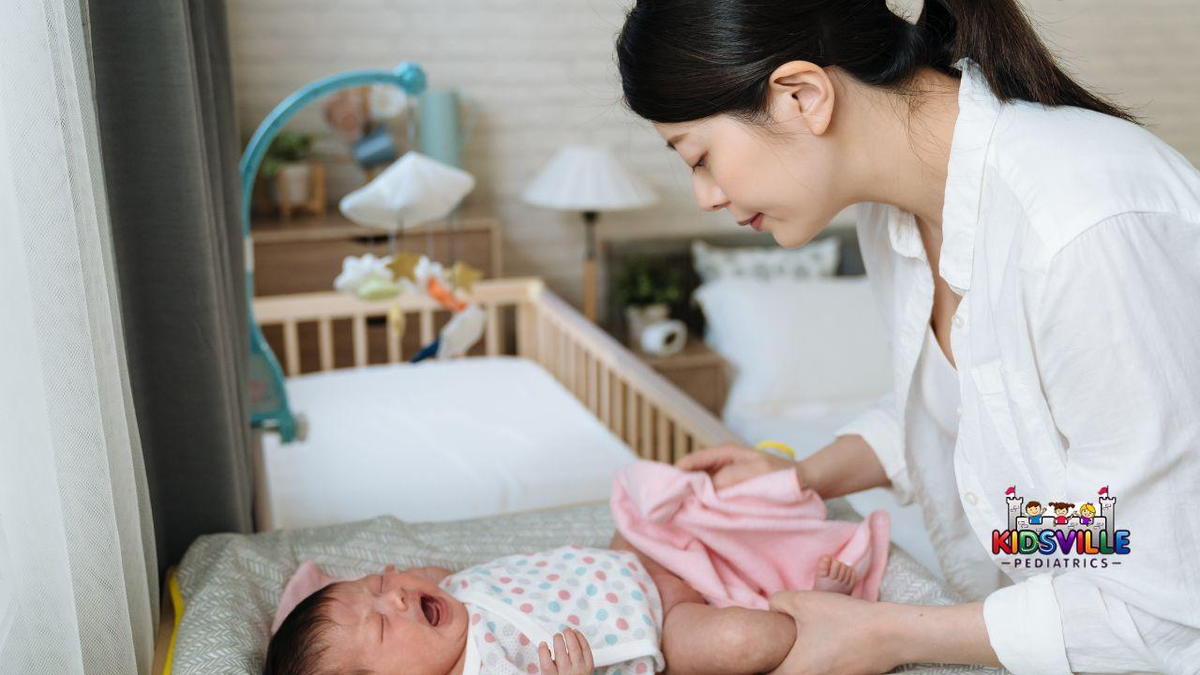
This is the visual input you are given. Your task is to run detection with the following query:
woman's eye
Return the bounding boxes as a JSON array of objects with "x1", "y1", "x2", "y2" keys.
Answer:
[{"x1": 691, "y1": 155, "x2": 706, "y2": 171}]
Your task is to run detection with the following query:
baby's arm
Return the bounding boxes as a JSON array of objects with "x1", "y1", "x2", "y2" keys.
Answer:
[{"x1": 608, "y1": 532, "x2": 795, "y2": 674}]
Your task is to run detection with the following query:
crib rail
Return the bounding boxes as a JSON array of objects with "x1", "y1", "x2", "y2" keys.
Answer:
[{"x1": 253, "y1": 277, "x2": 740, "y2": 462}]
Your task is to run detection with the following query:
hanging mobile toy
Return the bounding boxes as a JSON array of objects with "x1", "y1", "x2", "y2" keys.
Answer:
[
  {"x1": 333, "y1": 142, "x2": 485, "y2": 361},
  {"x1": 392, "y1": 254, "x2": 485, "y2": 362}
]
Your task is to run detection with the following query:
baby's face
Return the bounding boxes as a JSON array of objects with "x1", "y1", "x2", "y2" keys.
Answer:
[{"x1": 319, "y1": 565, "x2": 467, "y2": 674}]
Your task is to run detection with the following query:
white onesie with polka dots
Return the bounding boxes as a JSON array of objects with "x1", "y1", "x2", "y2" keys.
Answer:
[{"x1": 439, "y1": 545, "x2": 666, "y2": 675}]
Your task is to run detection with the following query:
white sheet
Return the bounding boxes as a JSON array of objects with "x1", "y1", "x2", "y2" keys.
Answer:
[
  {"x1": 724, "y1": 403, "x2": 943, "y2": 579},
  {"x1": 259, "y1": 356, "x2": 636, "y2": 530}
]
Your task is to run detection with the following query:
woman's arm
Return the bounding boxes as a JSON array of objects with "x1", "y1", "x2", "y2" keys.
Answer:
[
  {"x1": 764, "y1": 591, "x2": 1001, "y2": 674},
  {"x1": 674, "y1": 433, "x2": 893, "y2": 497},
  {"x1": 798, "y1": 433, "x2": 891, "y2": 499}
]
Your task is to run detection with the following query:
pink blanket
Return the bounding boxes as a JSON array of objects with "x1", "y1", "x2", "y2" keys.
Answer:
[{"x1": 610, "y1": 460, "x2": 890, "y2": 609}]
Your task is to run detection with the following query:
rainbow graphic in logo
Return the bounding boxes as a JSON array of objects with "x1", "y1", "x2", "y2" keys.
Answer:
[{"x1": 992, "y1": 485, "x2": 1130, "y2": 569}]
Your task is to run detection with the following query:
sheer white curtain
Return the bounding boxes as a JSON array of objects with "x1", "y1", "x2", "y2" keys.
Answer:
[{"x1": 0, "y1": 0, "x2": 157, "y2": 672}]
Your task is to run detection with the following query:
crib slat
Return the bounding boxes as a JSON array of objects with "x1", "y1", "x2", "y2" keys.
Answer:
[
  {"x1": 613, "y1": 378, "x2": 625, "y2": 440},
  {"x1": 627, "y1": 387, "x2": 639, "y2": 450},
  {"x1": 599, "y1": 365, "x2": 611, "y2": 426},
  {"x1": 657, "y1": 415, "x2": 671, "y2": 463},
  {"x1": 485, "y1": 303, "x2": 499, "y2": 356},
  {"x1": 352, "y1": 314, "x2": 367, "y2": 367},
  {"x1": 673, "y1": 425, "x2": 688, "y2": 464},
  {"x1": 317, "y1": 317, "x2": 333, "y2": 372},
  {"x1": 566, "y1": 331, "x2": 577, "y2": 393},
  {"x1": 640, "y1": 398, "x2": 653, "y2": 460},
  {"x1": 517, "y1": 303, "x2": 535, "y2": 359},
  {"x1": 585, "y1": 353, "x2": 596, "y2": 411},
  {"x1": 283, "y1": 320, "x2": 300, "y2": 376},
  {"x1": 386, "y1": 311, "x2": 401, "y2": 364}
]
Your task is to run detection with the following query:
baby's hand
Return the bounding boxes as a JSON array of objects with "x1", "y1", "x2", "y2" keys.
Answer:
[{"x1": 538, "y1": 628, "x2": 593, "y2": 675}]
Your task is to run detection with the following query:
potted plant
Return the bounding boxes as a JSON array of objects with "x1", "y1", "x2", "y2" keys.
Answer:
[
  {"x1": 615, "y1": 258, "x2": 684, "y2": 348},
  {"x1": 262, "y1": 130, "x2": 318, "y2": 215}
]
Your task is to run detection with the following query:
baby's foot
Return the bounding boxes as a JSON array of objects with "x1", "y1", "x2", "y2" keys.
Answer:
[{"x1": 812, "y1": 554, "x2": 856, "y2": 595}]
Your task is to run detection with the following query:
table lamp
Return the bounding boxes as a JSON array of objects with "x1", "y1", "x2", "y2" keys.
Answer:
[{"x1": 521, "y1": 144, "x2": 657, "y2": 321}]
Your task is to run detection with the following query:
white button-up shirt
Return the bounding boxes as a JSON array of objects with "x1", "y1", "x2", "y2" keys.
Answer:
[{"x1": 833, "y1": 57, "x2": 1200, "y2": 674}]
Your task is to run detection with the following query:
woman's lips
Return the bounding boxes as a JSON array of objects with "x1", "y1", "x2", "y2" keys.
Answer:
[{"x1": 739, "y1": 212, "x2": 764, "y2": 231}]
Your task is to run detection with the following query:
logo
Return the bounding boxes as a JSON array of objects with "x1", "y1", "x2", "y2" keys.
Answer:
[{"x1": 992, "y1": 485, "x2": 1130, "y2": 569}]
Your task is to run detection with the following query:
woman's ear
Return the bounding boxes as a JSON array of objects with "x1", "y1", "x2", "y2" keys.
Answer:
[{"x1": 766, "y1": 61, "x2": 836, "y2": 136}]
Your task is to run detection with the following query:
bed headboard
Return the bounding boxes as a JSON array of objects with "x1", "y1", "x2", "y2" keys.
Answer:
[{"x1": 601, "y1": 225, "x2": 864, "y2": 338}]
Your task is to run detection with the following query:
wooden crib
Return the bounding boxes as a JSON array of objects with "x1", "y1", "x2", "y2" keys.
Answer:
[{"x1": 253, "y1": 276, "x2": 740, "y2": 465}]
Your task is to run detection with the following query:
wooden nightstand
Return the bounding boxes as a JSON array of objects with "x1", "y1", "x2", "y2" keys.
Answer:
[{"x1": 638, "y1": 340, "x2": 731, "y2": 416}]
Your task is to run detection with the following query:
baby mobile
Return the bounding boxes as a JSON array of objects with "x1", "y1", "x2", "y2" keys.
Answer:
[
  {"x1": 241, "y1": 62, "x2": 485, "y2": 443},
  {"x1": 333, "y1": 149, "x2": 486, "y2": 361}
]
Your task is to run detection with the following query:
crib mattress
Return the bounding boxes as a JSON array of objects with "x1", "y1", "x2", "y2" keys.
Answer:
[{"x1": 259, "y1": 356, "x2": 636, "y2": 529}]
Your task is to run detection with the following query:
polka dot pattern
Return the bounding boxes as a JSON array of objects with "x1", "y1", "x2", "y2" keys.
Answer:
[{"x1": 439, "y1": 545, "x2": 665, "y2": 675}]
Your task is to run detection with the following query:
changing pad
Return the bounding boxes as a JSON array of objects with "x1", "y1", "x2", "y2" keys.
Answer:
[
  {"x1": 259, "y1": 356, "x2": 636, "y2": 529},
  {"x1": 168, "y1": 499, "x2": 1002, "y2": 674}
]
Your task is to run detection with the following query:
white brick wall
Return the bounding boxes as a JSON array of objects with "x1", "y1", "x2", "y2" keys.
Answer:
[{"x1": 229, "y1": 0, "x2": 1200, "y2": 309}]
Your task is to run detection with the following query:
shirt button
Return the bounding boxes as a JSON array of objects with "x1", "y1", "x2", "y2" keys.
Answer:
[
  {"x1": 955, "y1": 405, "x2": 962, "y2": 417},
  {"x1": 964, "y1": 491, "x2": 978, "y2": 505},
  {"x1": 952, "y1": 315, "x2": 964, "y2": 328}
]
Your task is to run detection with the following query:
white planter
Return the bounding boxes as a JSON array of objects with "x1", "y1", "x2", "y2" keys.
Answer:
[
  {"x1": 625, "y1": 303, "x2": 670, "y2": 350},
  {"x1": 276, "y1": 162, "x2": 311, "y2": 206}
]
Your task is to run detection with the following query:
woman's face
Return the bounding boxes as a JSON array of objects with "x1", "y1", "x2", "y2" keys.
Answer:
[{"x1": 653, "y1": 64, "x2": 848, "y2": 249}]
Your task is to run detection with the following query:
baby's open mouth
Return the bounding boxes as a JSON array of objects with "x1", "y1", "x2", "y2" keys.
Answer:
[{"x1": 420, "y1": 595, "x2": 442, "y2": 626}]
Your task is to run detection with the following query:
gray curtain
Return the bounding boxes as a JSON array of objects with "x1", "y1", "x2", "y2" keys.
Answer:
[{"x1": 86, "y1": 0, "x2": 254, "y2": 571}]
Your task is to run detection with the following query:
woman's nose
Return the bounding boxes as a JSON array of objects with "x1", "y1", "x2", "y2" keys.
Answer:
[{"x1": 692, "y1": 174, "x2": 729, "y2": 212}]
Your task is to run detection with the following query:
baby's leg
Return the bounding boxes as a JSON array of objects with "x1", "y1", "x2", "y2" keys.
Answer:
[
  {"x1": 661, "y1": 603, "x2": 795, "y2": 674},
  {"x1": 609, "y1": 532, "x2": 795, "y2": 674}
]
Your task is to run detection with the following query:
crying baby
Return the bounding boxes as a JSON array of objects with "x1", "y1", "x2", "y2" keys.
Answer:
[{"x1": 263, "y1": 532, "x2": 862, "y2": 675}]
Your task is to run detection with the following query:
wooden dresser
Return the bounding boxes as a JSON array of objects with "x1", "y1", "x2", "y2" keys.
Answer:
[{"x1": 252, "y1": 212, "x2": 502, "y2": 296}]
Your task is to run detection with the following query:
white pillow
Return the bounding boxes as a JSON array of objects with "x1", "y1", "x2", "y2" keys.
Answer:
[
  {"x1": 691, "y1": 237, "x2": 841, "y2": 283},
  {"x1": 693, "y1": 276, "x2": 891, "y2": 420}
]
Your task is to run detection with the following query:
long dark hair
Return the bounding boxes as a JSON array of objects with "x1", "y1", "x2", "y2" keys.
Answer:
[{"x1": 617, "y1": 0, "x2": 1140, "y2": 127}]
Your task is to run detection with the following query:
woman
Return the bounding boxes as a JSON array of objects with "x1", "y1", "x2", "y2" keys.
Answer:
[{"x1": 617, "y1": 1, "x2": 1200, "y2": 673}]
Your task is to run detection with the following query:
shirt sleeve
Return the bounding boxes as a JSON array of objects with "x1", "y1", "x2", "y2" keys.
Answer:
[
  {"x1": 983, "y1": 211, "x2": 1200, "y2": 674},
  {"x1": 832, "y1": 390, "x2": 915, "y2": 507}
]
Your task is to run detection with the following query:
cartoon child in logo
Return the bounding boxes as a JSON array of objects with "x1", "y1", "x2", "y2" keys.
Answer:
[
  {"x1": 1049, "y1": 501, "x2": 1075, "y2": 525},
  {"x1": 1024, "y1": 500, "x2": 1045, "y2": 524},
  {"x1": 1078, "y1": 502, "x2": 1096, "y2": 525}
]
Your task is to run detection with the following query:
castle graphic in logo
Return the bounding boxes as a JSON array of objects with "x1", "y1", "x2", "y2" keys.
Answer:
[{"x1": 992, "y1": 485, "x2": 1130, "y2": 569}]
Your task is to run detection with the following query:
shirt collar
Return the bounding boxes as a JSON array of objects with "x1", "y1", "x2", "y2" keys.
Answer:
[{"x1": 887, "y1": 57, "x2": 1002, "y2": 295}]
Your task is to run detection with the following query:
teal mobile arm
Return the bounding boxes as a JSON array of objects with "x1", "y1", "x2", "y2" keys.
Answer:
[{"x1": 239, "y1": 62, "x2": 427, "y2": 442}]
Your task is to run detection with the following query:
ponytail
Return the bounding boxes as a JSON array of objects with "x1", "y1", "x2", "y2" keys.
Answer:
[
  {"x1": 916, "y1": 0, "x2": 1140, "y2": 124},
  {"x1": 617, "y1": 0, "x2": 1141, "y2": 126}
]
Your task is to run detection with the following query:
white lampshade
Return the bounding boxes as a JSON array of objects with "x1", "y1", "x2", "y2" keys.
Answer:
[
  {"x1": 339, "y1": 151, "x2": 475, "y2": 232},
  {"x1": 522, "y1": 144, "x2": 656, "y2": 212}
]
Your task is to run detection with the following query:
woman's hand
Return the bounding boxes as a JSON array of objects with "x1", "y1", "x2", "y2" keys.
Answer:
[
  {"x1": 765, "y1": 591, "x2": 898, "y2": 675},
  {"x1": 675, "y1": 443, "x2": 805, "y2": 490},
  {"x1": 538, "y1": 628, "x2": 594, "y2": 675}
]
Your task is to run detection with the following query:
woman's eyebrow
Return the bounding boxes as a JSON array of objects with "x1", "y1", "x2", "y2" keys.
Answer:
[{"x1": 665, "y1": 132, "x2": 686, "y2": 150}]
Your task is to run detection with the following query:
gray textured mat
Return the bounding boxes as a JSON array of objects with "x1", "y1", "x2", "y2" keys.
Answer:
[{"x1": 171, "y1": 498, "x2": 1004, "y2": 674}]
